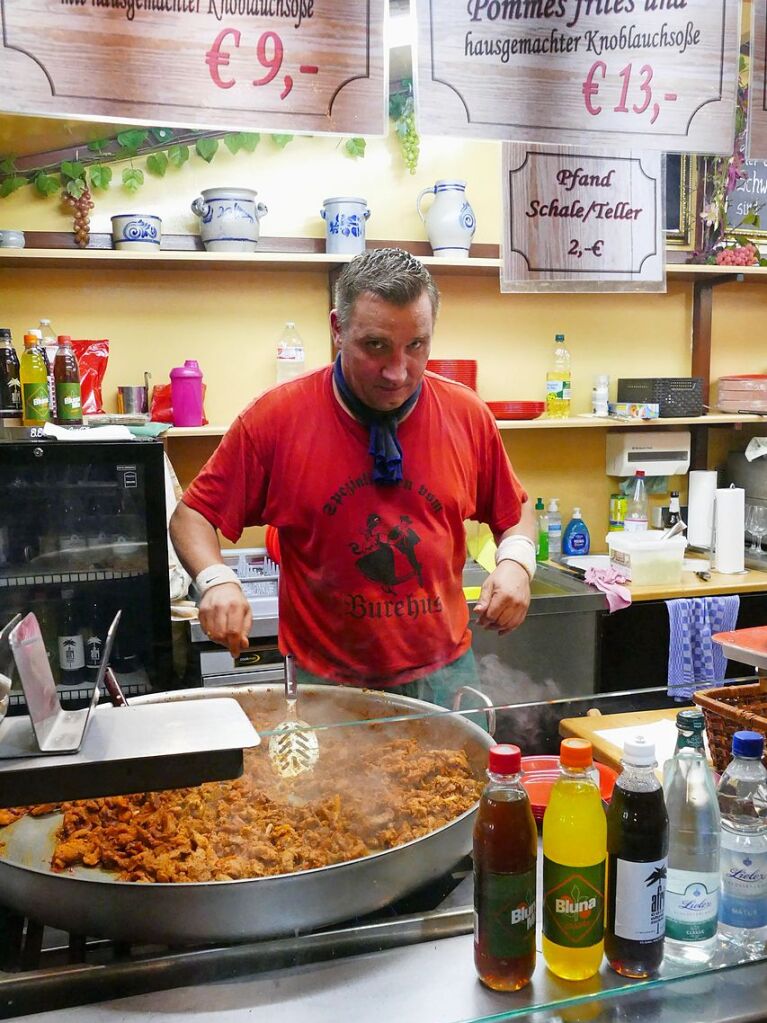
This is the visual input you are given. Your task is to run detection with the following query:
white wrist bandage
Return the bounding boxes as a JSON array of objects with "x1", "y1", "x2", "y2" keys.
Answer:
[
  {"x1": 494, "y1": 535, "x2": 537, "y2": 581},
  {"x1": 194, "y1": 564, "x2": 243, "y2": 597}
]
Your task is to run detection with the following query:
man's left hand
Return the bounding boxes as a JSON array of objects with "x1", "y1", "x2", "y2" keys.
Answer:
[{"x1": 473, "y1": 561, "x2": 531, "y2": 635}]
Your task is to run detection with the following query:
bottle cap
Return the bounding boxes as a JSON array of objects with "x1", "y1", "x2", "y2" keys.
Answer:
[
  {"x1": 535, "y1": 497, "x2": 544, "y2": 510},
  {"x1": 671, "y1": 491, "x2": 680, "y2": 498},
  {"x1": 560, "y1": 738, "x2": 593, "y2": 768},
  {"x1": 488, "y1": 744, "x2": 521, "y2": 774},
  {"x1": 622, "y1": 735, "x2": 656, "y2": 766},
  {"x1": 56, "y1": 335, "x2": 72, "y2": 344},
  {"x1": 732, "y1": 730, "x2": 765, "y2": 758},
  {"x1": 572, "y1": 507, "x2": 582, "y2": 518},
  {"x1": 548, "y1": 498, "x2": 559, "y2": 512},
  {"x1": 675, "y1": 709, "x2": 704, "y2": 731},
  {"x1": 555, "y1": 333, "x2": 565, "y2": 342},
  {"x1": 635, "y1": 470, "x2": 646, "y2": 478}
]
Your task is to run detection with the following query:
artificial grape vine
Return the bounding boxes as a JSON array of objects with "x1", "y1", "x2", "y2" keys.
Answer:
[
  {"x1": 390, "y1": 84, "x2": 420, "y2": 175},
  {"x1": 62, "y1": 184, "x2": 94, "y2": 248}
]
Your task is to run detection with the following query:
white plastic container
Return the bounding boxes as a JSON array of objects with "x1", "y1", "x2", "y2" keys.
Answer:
[{"x1": 606, "y1": 530, "x2": 686, "y2": 585}]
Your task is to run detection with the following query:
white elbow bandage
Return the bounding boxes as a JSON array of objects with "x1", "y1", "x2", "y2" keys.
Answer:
[
  {"x1": 494, "y1": 535, "x2": 537, "y2": 581},
  {"x1": 194, "y1": 564, "x2": 243, "y2": 597}
]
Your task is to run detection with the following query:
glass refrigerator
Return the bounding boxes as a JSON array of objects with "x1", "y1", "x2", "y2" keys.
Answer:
[{"x1": 0, "y1": 434, "x2": 173, "y2": 709}]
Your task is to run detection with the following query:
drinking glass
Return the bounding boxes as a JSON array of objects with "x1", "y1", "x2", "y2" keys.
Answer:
[{"x1": 749, "y1": 505, "x2": 767, "y2": 554}]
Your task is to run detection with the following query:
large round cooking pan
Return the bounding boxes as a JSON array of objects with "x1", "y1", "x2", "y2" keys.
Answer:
[{"x1": 0, "y1": 685, "x2": 493, "y2": 944}]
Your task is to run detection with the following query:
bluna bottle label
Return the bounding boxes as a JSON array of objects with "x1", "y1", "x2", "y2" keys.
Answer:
[
  {"x1": 475, "y1": 869, "x2": 536, "y2": 958},
  {"x1": 543, "y1": 858, "x2": 605, "y2": 948}
]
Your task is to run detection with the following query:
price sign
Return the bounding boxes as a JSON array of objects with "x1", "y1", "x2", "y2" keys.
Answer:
[
  {"x1": 501, "y1": 144, "x2": 664, "y2": 293},
  {"x1": 416, "y1": 0, "x2": 738, "y2": 154},
  {"x1": 0, "y1": 0, "x2": 384, "y2": 135},
  {"x1": 748, "y1": 0, "x2": 767, "y2": 159}
]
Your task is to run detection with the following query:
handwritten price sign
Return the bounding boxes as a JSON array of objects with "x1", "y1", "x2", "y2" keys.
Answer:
[
  {"x1": 0, "y1": 0, "x2": 384, "y2": 135},
  {"x1": 501, "y1": 144, "x2": 664, "y2": 293},
  {"x1": 416, "y1": 0, "x2": 738, "y2": 153}
]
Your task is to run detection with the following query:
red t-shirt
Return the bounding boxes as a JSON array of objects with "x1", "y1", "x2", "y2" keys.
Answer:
[{"x1": 182, "y1": 368, "x2": 527, "y2": 686}]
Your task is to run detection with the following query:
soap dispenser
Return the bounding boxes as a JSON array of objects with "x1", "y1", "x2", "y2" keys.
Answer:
[{"x1": 562, "y1": 508, "x2": 591, "y2": 556}]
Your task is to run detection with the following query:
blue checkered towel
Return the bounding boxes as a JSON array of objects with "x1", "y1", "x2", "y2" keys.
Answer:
[{"x1": 666, "y1": 596, "x2": 740, "y2": 701}]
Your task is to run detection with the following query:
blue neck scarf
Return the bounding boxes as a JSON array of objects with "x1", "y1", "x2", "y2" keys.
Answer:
[{"x1": 333, "y1": 355, "x2": 421, "y2": 485}]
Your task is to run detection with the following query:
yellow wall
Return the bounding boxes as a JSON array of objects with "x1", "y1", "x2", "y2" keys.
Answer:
[{"x1": 1, "y1": 127, "x2": 766, "y2": 550}]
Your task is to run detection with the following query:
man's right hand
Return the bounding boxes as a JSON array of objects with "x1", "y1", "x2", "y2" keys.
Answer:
[{"x1": 198, "y1": 583, "x2": 252, "y2": 658}]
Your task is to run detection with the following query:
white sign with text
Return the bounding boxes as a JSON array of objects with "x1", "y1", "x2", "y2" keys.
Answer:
[
  {"x1": 501, "y1": 144, "x2": 665, "y2": 292},
  {"x1": 416, "y1": 0, "x2": 739, "y2": 154}
]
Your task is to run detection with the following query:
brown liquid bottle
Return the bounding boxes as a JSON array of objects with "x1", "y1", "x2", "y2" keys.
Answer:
[
  {"x1": 473, "y1": 744, "x2": 537, "y2": 991},
  {"x1": 53, "y1": 335, "x2": 83, "y2": 425}
]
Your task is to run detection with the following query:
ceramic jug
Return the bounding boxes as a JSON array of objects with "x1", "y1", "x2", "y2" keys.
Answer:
[
  {"x1": 416, "y1": 180, "x2": 476, "y2": 258},
  {"x1": 320, "y1": 197, "x2": 370, "y2": 255},
  {"x1": 191, "y1": 187, "x2": 268, "y2": 253}
]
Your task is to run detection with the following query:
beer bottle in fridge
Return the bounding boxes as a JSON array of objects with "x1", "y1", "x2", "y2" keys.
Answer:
[
  {"x1": 605, "y1": 736, "x2": 669, "y2": 977},
  {"x1": 474, "y1": 744, "x2": 537, "y2": 991},
  {"x1": 0, "y1": 328, "x2": 21, "y2": 418},
  {"x1": 85, "y1": 600, "x2": 105, "y2": 682},
  {"x1": 57, "y1": 588, "x2": 86, "y2": 685}
]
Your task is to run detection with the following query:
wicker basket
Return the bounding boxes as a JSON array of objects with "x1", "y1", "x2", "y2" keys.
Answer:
[{"x1": 693, "y1": 677, "x2": 767, "y2": 773}]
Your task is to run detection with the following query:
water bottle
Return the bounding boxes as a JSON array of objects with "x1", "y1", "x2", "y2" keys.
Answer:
[
  {"x1": 624, "y1": 471, "x2": 649, "y2": 533},
  {"x1": 545, "y1": 333, "x2": 571, "y2": 419},
  {"x1": 717, "y1": 730, "x2": 767, "y2": 956},
  {"x1": 39, "y1": 317, "x2": 59, "y2": 420},
  {"x1": 169, "y1": 360, "x2": 204, "y2": 427},
  {"x1": 276, "y1": 321, "x2": 305, "y2": 384},
  {"x1": 547, "y1": 498, "x2": 562, "y2": 559},
  {"x1": 662, "y1": 710, "x2": 720, "y2": 964}
]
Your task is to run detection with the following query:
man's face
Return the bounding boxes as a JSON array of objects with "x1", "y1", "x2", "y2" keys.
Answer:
[{"x1": 331, "y1": 292, "x2": 434, "y2": 413}]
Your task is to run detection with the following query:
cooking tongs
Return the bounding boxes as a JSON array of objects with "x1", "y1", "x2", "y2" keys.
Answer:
[{"x1": 267, "y1": 654, "x2": 319, "y2": 778}]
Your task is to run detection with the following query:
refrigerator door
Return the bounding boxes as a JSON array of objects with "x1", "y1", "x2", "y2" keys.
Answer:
[{"x1": 0, "y1": 438, "x2": 172, "y2": 708}]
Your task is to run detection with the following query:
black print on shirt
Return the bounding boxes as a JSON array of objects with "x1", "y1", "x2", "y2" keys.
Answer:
[{"x1": 349, "y1": 513, "x2": 423, "y2": 594}]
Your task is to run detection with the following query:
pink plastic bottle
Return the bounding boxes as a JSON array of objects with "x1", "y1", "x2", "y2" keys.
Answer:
[{"x1": 170, "y1": 360, "x2": 203, "y2": 427}]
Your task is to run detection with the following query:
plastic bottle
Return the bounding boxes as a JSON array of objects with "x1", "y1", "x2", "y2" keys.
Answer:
[
  {"x1": 605, "y1": 736, "x2": 669, "y2": 978},
  {"x1": 170, "y1": 359, "x2": 204, "y2": 427},
  {"x1": 543, "y1": 738, "x2": 606, "y2": 980},
  {"x1": 276, "y1": 321, "x2": 305, "y2": 384},
  {"x1": 20, "y1": 332, "x2": 51, "y2": 426},
  {"x1": 562, "y1": 508, "x2": 591, "y2": 557},
  {"x1": 666, "y1": 491, "x2": 682, "y2": 529},
  {"x1": 662, "y1": 709, "x2": 720, "y2": 964},
  {"x1": 53, "y1": 335, "x2": 83, "y2": 425},
  {"x1": 547, "y1": 498, "x2": 562, "y2": 559},
  {"x1": 592, "y1": 374, "x2": 609, "y2": 416},
  {"x1": 0, "y1": 328, "x2": 21, "y2": 417},
  {"x1": 624, "y1": 471, "x2": 649, "y2": 533},
  {"x1": 545, "y1": 333, "x2": 571, "y2": 419},
  {"x1": 717, "y1": 730, "x2": 767, "y2": 956},
  {"x1": 473, "y1": 744, "x2": 537, "y2": 991},
  {"x1": 535, "y1": 497, "x2": 549, "y2": 562},
  {"x1": 39, "y1": 318, "x2": 59, "y2": 420},
  {"x1": 57, "y1": 588, "x2": 86, "y2": 685}
]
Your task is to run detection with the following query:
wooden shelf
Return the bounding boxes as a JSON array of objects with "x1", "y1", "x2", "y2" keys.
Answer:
[{"x1": 164, "y1": 412, "x2": 765, "y2": 440}]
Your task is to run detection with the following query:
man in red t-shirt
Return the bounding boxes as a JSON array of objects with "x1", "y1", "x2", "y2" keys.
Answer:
[{"x1": 170, "y1": 248, "x2": 536, "y2": 704}]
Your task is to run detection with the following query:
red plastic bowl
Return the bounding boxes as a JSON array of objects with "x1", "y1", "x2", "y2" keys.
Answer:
[
  {"x1": 521, "y1": 755, "x2": 618, "y2": 822},
  {"x1": 486, "y1": 401, "x2": 545, "y2": 421},
  {"x1": 426, "y1": 359, "x2": 477, "y2": 391}
]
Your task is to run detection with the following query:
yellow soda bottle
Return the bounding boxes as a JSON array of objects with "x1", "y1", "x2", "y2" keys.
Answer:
[
  {"x1": 542, "y1": 738, "x2": 606, "y2": 980},
  {"x1": 20, "y1": 332, "x2": 51, "y2": 426}
]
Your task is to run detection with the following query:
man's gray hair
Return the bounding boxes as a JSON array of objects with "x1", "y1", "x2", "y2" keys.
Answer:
[{"x1": 333, "y1": 248, "x2": 440, "y2": 330}]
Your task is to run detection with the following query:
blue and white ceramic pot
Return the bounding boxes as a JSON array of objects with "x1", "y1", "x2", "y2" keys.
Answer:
[
  {"x1": 320, "y1": 197, "x2": 370, "y2": 255},
  {"x1": 111, "y1": 214, "x2": 162, "y2": 252},
  {"x1": 416, "y1": 180, "x2": 476, "y2": 258},
  {"x1": 191, "y1": 187, "x2": 268, "y2": 253}
]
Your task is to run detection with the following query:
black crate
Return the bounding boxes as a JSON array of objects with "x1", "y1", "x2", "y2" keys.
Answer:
[{"x1": 616, "y1": 377, "x2": 704, "y2": 417}]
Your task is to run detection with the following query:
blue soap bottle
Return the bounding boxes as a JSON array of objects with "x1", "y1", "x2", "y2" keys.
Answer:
[{"x1": 562, "y1": 507, "x2": 591, "y2": 556}]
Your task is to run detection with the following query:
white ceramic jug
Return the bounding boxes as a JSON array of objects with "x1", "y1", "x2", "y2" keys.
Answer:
[
  {"x1": 320, "y1": 197, "x2": 370, "y2": 255},
  {"x1": 191, "y1": 187, "x2": 268, "y2": 252},
  {"x1": 416, "y1": 180, "x2": 476, "y2": 258}
]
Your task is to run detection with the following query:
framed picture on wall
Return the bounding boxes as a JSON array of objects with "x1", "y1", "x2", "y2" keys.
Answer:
[{"x1": 664, "y1": 154, "x2": 698, "y2": 251}]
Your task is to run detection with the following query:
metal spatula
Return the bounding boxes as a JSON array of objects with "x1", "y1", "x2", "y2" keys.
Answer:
[{"x1": 268, "y1": 654, "x2": 319, "y2": 778}]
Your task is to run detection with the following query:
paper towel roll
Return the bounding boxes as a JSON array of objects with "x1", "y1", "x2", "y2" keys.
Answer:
[
  {"x1": 714, "y1": 487, "x2": 745, "y2": 574},
  {"x1": 687, "y1": 470, "x2": 717, "y2": 548}
]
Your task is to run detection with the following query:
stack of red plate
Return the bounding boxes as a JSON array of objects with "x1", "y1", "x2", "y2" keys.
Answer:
[
  {"x1": 521, "y1": 756, "x2": 618, "y2": 823},
  {"x1": 426, "y1": 359, "x2": 477, "y2": 390},
  {"x1": 486, "y1": 400, "x2": 545, "y2": 421}
]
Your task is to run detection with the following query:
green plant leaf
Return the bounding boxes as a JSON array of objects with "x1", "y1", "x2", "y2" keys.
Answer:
[
  {"x1": 734, "y1": 233, "x2": 752, "y2": 247},
  {"x1": 167, "y1": 143, "x2": 190, "y2": 168},
  {"x1": 87, "y1": 139, "x2": 109, "y2": 153},
  {"x1": 0, "y1": 156, "x2": 17, "y2": 175},
  {"x1": 146, "y1": 151, "x2": 168, "y2": 177},
  {"x1": 34, "y1": 172, "x2": 61, "y2": 197},
  {"x1": 60, "y1": 160, "x2": 86, "y2": 182},
  {"x1": 150, "y1": 127, "x2": 174, "y2": 144},
  {"x1": 122, "y1": 166, "x2": 144, "y2": 192},
  {"x1": 0, "y1": 175, "x2": 27, "y2": 197},
  {"x1": 344, "y1": 137, "x2": 366, "y2": 159},
  {"x1": 270, "y1": 134, "x2": 294, "y2": 149},
  {"x1": 240, "y1": 132, "x2": 260, "y2": 152},
  {"x1": 117, "y1": 129, "x2": 149, "y2": 151},
  {"x1": 195, "y1": 137, "x2": 219, "y2": 163},
  {"x1": 65, "y1": 177, "x2": 86, "y2": 199},
  {"x1": 224, "y1": 133, "x2": 243, "y2": 155},
  {"x1": 89, "y1": 164, "x2": 113, "y2": 190}
]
